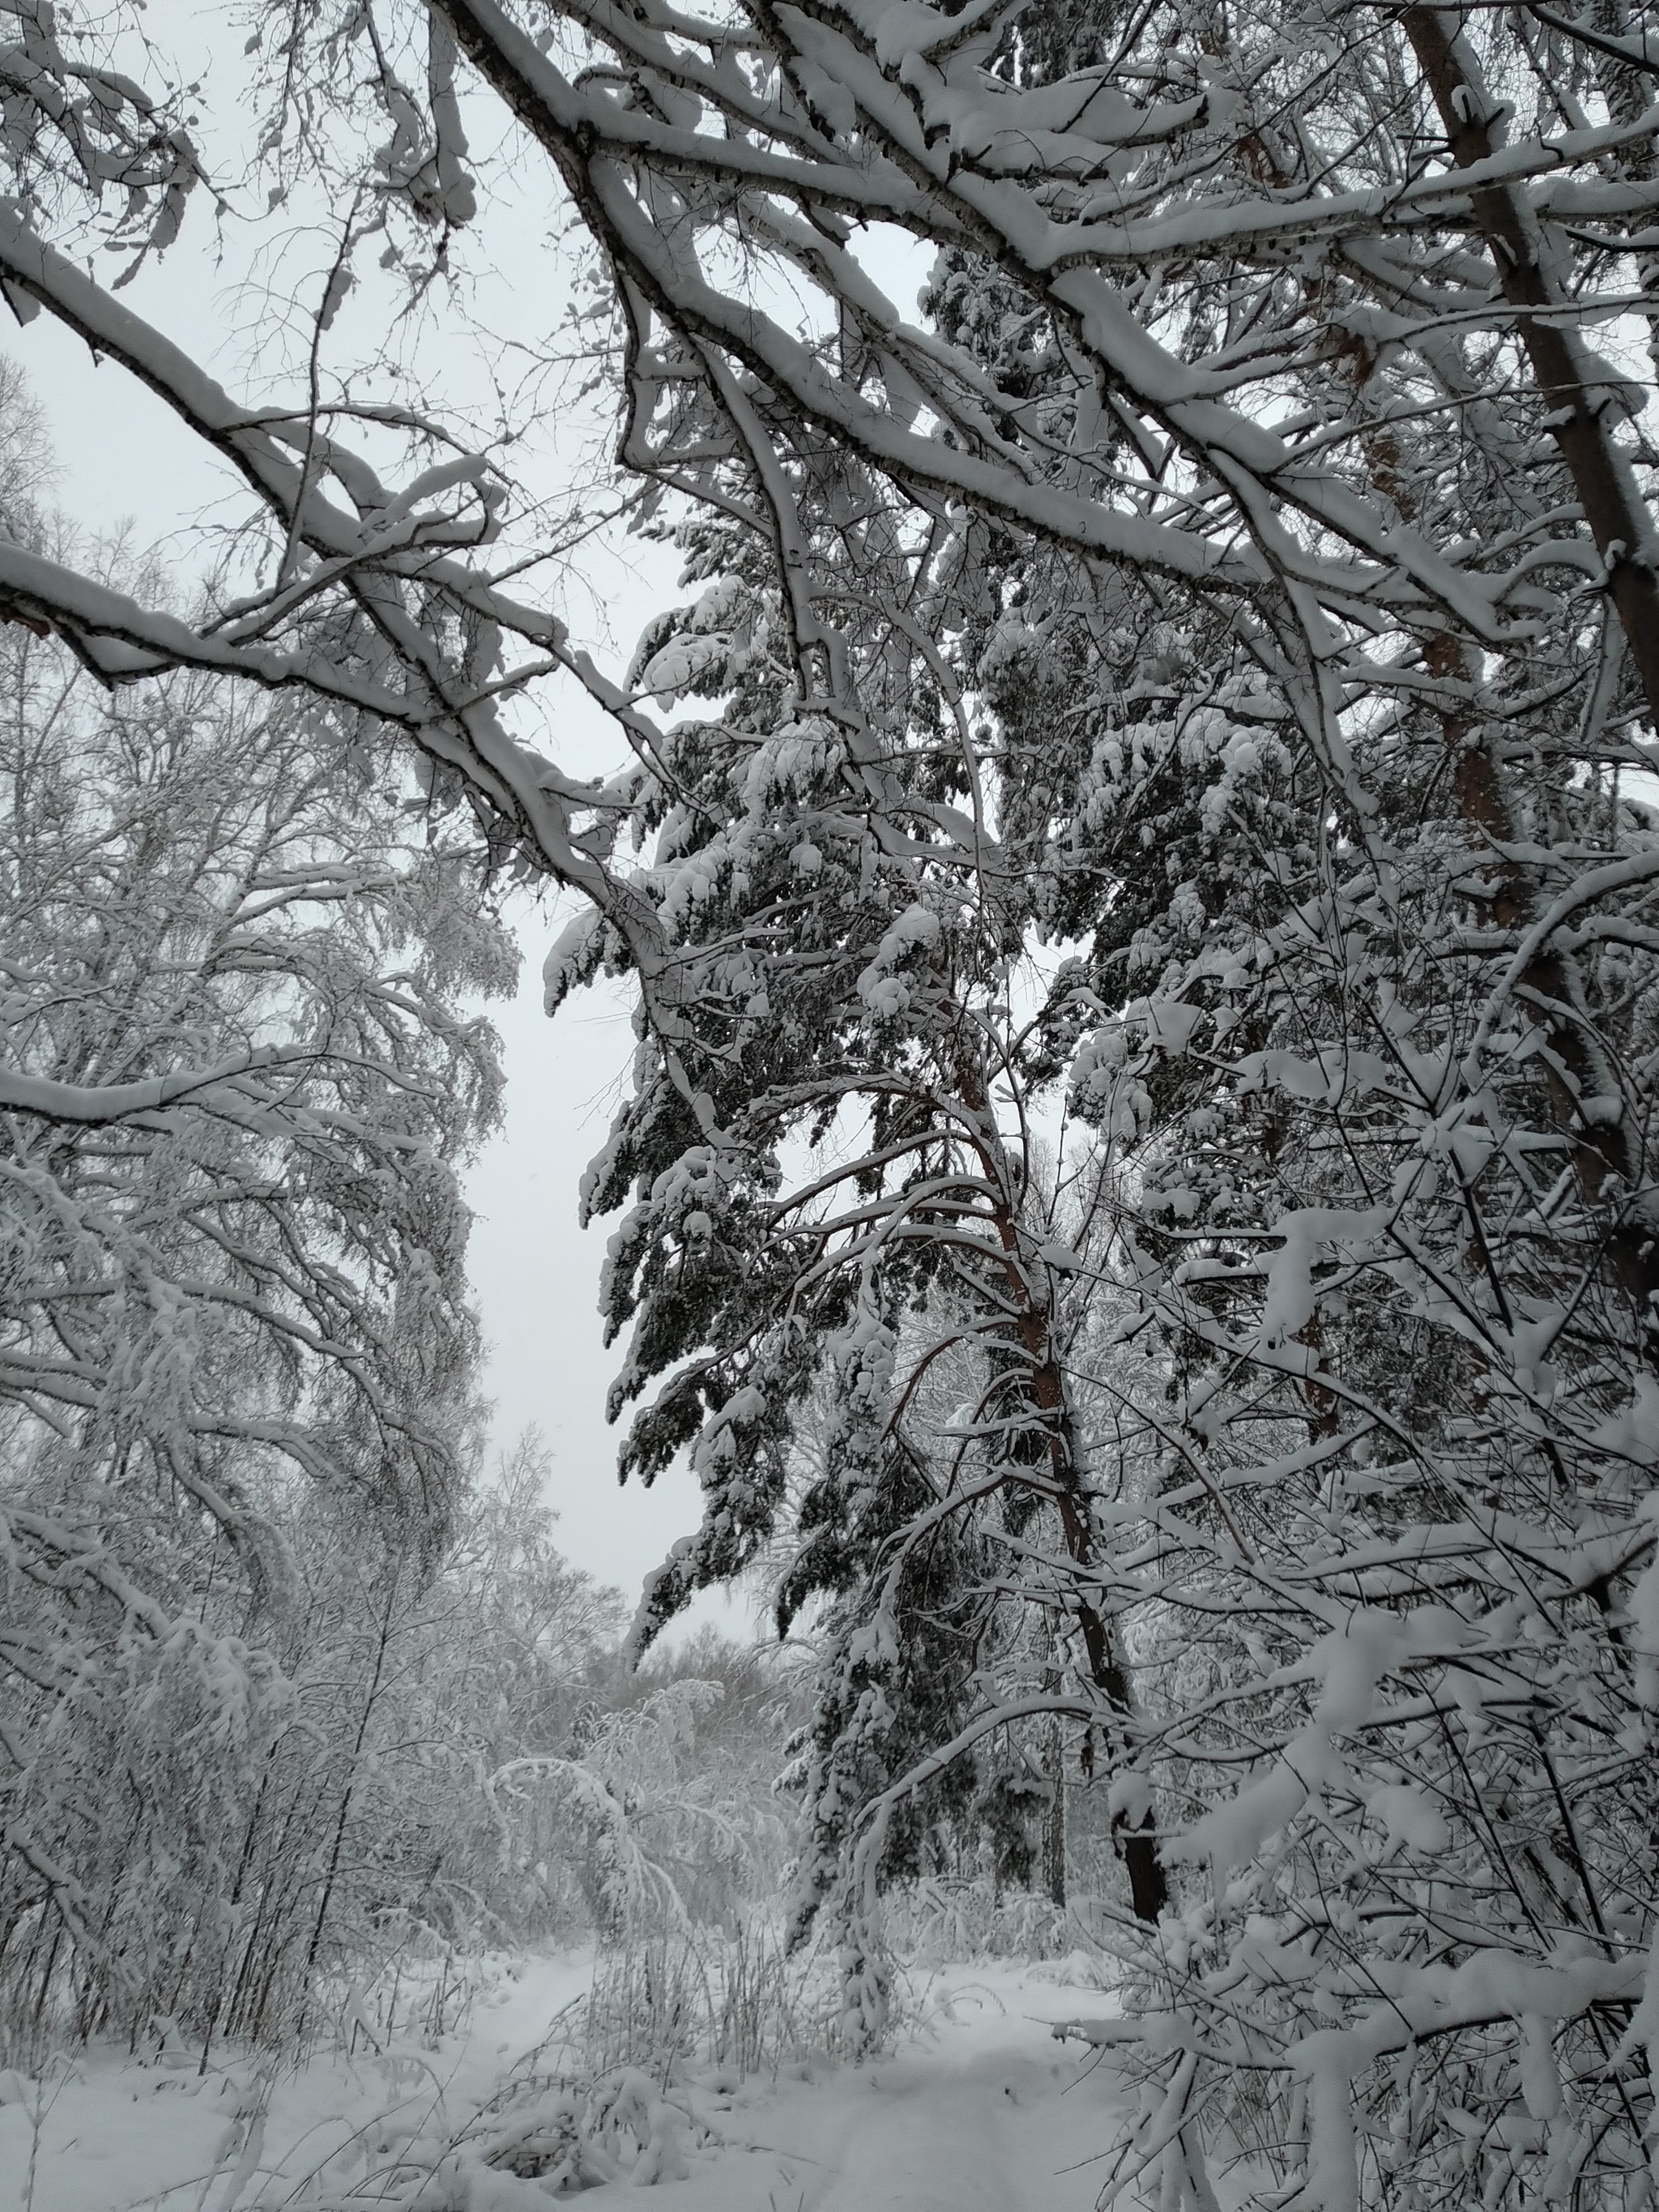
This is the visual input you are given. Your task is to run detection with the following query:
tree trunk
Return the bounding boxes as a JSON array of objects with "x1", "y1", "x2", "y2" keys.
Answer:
[
  {"x1": 960, "y1": 1053, "x2": 1170, "y2": 1924},
  {"x1": 1401, "y1": 5, "x2": 1659, "y2": 726},
  {"x1": 1042, "y1": 1671, "x2": 1068, "y2": 1910}
]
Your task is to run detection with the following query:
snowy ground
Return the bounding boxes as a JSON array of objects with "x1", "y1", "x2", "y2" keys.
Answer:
[
  {"x1": 628, "y1": 1964, "x2": 1124, "y2": 2212},
  {"x1": 0, "y1": 1957, "x2": 1132, "y2": 2211}
]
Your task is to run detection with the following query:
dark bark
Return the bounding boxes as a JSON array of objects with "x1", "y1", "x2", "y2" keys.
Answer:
[
  {"x1": 1403, "y1": 5, "x2": 1659, "y2": 728},
  {"x1": 963, "y1": 1058, "x2": 1171, "y2": 1924}
]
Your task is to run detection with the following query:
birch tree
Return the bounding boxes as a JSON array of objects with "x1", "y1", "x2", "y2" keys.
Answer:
[{"x1": 0, "y1": 510, "x2": 514, "y2": 2048}]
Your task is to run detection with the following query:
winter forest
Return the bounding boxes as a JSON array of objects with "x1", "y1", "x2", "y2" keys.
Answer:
[{"x1": 1, "y1": 0, "x2": 1657, "y2": 2204}]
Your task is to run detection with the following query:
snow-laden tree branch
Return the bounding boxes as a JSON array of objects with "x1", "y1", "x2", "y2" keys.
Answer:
[{"x1": 2, "y1": 0, "x2": 1658, "y2": 2192}]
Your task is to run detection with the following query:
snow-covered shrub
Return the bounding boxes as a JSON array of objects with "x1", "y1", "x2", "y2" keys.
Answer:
[
  {"x1": 882, "y1": 1879, "x2": 1071, "y2": 1967},
  {"x1": 471, "y1": 1624, "x2": 804, "y2": 1948},
  {"x1": 580, "y1": 1920, "x2": 845, "y2": 2077},
  {"x1": 237, "y1": 1927, "x2": 849, "y2": 2209}
]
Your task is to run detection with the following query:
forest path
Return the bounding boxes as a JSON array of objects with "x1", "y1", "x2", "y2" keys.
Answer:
[{"x1": 667, "y1": 1966, "x2": 1129, "y2": 2212}]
